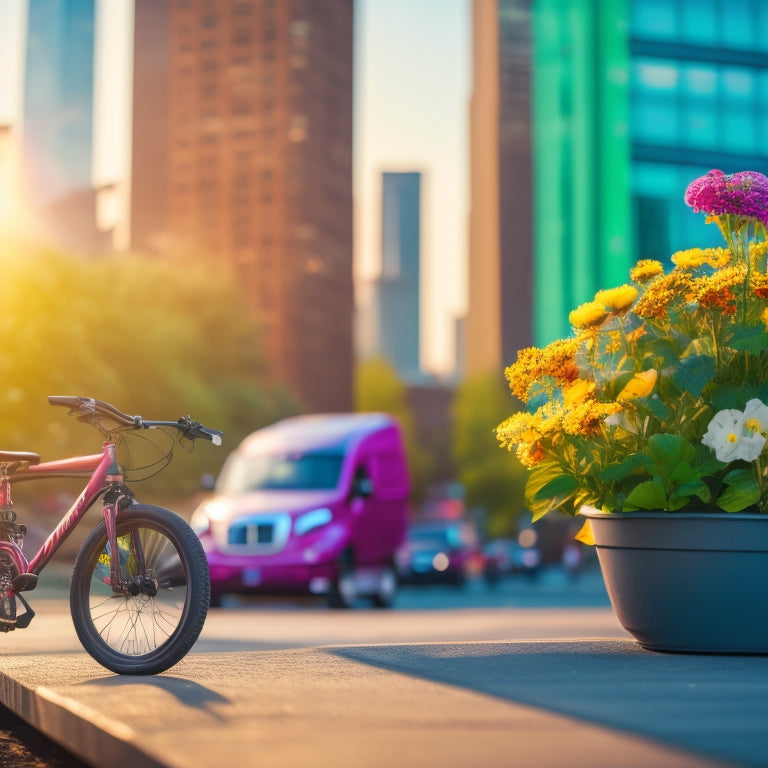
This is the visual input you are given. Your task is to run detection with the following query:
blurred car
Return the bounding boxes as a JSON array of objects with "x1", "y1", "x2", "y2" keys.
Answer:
[
  {"x1": 482, "y1": 537, "x2": 542, "y2": 583},
  {"x1": 191, "y1": 412, "x2": 410, "y2": 609},
  {"x1": 396, "y1": 520, "x2": 478, "y2": 586}
]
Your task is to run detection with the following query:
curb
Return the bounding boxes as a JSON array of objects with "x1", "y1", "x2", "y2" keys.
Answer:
[{"x1": 0, "y1": 672, "x2": 168, "y2": 768}]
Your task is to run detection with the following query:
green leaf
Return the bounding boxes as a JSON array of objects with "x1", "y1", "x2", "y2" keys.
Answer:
[
  {"x1": 716, "y1": 468, "x2": 761, "y2": 512},
  {"x1": 599, "y1": 453, "x2": 655, "y2": 482},
  {"x1": 724, "y1": 324, "x2": 767, "y2": 355},
  {"x1": 711, "y1": 384, "x2": 758, "y2": 411},
  {"x1": 624, "y1": 479, "x2": 668, "y2": 511},
  {"x1": 681, "y1": 337, "x2": 714, "y2": 358},
  {"x1": 525, "y1": 463, "x2": 578, "y2": 520},
  {"x1": 671, "y1": 355, "x2": 716, "y2": 399},
  {"x1": 635, "y1": 395, "x2": 670, "y2": 422},
  {"x1": 669, "y1": 479, "x2": 711, "y2": 507},
  {"x1": 647, "y1": 433, "x2": 696, "y2": 472},
  {"x1": 533, "y1": 474, "x2": 579, "y2": 501}
]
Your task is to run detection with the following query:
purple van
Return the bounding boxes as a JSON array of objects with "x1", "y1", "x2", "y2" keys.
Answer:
[{"x1": 191, "y1": 412, "x2": 410, "y2": 608}]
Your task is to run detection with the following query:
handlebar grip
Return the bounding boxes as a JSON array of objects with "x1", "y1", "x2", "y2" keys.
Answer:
[
  {"x1": 177, "y1": 418, "x2": 223, "y2": 445},
  {"x1": 48, "y1": 395, "x2": 89, "y2": 410}
]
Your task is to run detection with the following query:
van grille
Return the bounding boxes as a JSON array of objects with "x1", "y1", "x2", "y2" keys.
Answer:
[{"x1": 224, "y1": 513, "x2": 291, "y2": 554}]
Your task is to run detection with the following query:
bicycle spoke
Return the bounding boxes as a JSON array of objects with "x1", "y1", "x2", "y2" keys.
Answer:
[{"x1": 86, "y1": 526, "x2": 189, "y2": 658}]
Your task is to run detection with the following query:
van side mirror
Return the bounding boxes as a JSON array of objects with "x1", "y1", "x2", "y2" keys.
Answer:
[{"x1": 354, "y1": 476, "x2": 374, "y2": 498}]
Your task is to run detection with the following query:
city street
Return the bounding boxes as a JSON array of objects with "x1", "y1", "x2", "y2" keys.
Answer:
[{"x1": 0, "y1": 568, "x2": 763, "y2": 767}]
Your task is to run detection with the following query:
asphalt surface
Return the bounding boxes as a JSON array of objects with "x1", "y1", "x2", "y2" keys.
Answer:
[{"x1": 0, "y1": 567, "x2": 765, "y2": 768}]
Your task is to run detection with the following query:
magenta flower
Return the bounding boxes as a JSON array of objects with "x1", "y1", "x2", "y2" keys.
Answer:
[{"x1": 684, "y1": 169, "x2": 768, "y2": 226}]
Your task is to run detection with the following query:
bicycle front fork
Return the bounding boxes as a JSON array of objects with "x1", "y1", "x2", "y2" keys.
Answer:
[{"x1": 102, "y1": 487, "x2": 152, "y2": 597}]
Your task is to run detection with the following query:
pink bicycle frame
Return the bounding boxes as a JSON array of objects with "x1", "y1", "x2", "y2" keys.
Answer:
[{"x1": 0, "y1": 442, "x2": 122, "y2": 582}]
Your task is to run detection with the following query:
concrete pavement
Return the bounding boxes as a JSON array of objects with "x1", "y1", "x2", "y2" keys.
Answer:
[{"x1": 0, "y1": 571, "x2": 762, "y2": 767}]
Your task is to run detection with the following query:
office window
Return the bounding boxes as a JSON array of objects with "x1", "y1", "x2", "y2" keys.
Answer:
[
  {"x1": 631, "y1": 0, "x2": 677, "y2": 39},
  {"x1": 680, "y1": 0, "x2": 717, "y2": 44}
]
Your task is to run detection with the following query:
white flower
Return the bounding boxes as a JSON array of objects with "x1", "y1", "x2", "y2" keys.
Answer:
[
  {"x1": 702, "y1": 407, "x2": 767, "y2": 463},
  {"x1": 743, "y1": 398, "x2": 768, "y2": 433}
]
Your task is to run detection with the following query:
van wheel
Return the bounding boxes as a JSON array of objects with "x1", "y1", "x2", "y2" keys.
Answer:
[
  {"x1": 371, "y1": 563, "x2": 398, "y2": 609},
  {"x1": 328, "y1": 548, "x2": 356, "y2": 609}
]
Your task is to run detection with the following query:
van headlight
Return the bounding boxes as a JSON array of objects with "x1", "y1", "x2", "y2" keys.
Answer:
[
  {"x1": 190, "y1": 509, "x2": 210, "y2": 535},
  {"x1": 190, "y1": 501, "x2": 228, "y2": 535},
  {"x1": 294, "y1": 508, "x2": 333, "y2": 536}
]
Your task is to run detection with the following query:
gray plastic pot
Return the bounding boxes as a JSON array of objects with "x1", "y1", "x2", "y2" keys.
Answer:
[{"x1": 580, "y1": 506, "x2": 768, "y2": 653}]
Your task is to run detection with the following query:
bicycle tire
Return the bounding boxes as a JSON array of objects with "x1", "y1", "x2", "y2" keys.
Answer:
[{"x1": 69, "y1": 504, "x2": 210, "y2": 675}]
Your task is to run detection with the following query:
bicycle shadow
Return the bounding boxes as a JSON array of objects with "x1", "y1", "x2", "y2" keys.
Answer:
[
  {"x1": 329, "y1": 638, "x2": 766, "y2": 768},
  {"x1": 79, "y1": 674, "x2": 230, "y2": 720}
]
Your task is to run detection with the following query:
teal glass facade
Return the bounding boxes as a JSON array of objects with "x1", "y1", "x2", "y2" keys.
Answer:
[
  {"x1": 529, "y1": 0, "x2": 768, "y2": 346},
  {"x1": 629, "y1": 0, "x2": 768, "y2": 261}
]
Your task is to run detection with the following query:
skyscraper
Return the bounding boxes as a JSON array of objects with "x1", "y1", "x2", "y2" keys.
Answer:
[
  {"x1": 373, "y1": 171, "x2": 422, "y2": 380},
  {"x1": 131, "y1": 0, "x2": 355, "y2": 413},
  {"x1": 466, "y1": 0, "x2": 768, "y2": 374},
  {"x1": 18, "y1": 0, "x2": 134, "y2": 254},
  {"x1": 21, "y1": 0, "x2": 101, "y2": 252},
  {"x1": 465, "y1": 0, "x2": 534, "y2": 376}
]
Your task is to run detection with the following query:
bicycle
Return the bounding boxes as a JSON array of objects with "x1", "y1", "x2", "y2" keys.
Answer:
[{"x1": 0, "y1": 395, "x2": 222, "y2": 675}]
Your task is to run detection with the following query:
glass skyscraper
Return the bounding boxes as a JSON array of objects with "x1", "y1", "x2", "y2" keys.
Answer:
[
  {"x1": 466, "y1": 0, "x2": 768, "y2": 374},
  {"x1": 374, "y1": 171, "x2": 422, "y2": 380},
  {"x1": 630, "y1": 0, "x2": 768, "y2": 260}
]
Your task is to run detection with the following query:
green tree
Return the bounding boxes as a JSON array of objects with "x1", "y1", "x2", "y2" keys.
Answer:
[
  {"x1": 0, "y1": 242, "x2": 301, "y2": 495},
  {"x1": 452, "y1": 372, "x2": 528, "y2": 537},
  {"x1": 354, "y1": 357, "x2": 432, "y2": 503}
]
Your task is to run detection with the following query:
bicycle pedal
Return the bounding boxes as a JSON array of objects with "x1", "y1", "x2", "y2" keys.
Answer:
[
  {"x1": 14, "y1": 593, "x2": 34, "y2": 629},
  {"x1": 12, "y1": 573, "x2": 38, "y2": 592}
]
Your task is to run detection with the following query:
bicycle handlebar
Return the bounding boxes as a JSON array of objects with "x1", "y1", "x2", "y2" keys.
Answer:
[{"x1": 48, "y1": 396, "x2": 223, "y2": 446}]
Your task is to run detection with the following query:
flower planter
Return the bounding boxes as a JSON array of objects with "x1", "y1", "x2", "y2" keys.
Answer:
[{"x1": 581, "y1": 506, "x2": 768, "y2": 654}]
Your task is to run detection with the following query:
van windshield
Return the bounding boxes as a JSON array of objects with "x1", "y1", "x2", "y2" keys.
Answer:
[{"x1": 218, "y1": 452, "x2": 345, "y2": 493}]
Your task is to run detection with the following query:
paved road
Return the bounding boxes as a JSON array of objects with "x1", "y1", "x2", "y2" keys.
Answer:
[{"x1": 0, "y1": 567, "x2": 763, "y2": 768}]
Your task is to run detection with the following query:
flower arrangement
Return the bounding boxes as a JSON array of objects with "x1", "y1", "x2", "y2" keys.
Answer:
[{"x1": 497, "y1": 170, "x2": 768, "y2": 529}]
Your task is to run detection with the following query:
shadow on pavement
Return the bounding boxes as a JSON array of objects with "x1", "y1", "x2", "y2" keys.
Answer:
[
  {"x1": 77, "y1": 675, "x2": 230, "y2": 719},
  {"x1": 331, "y1": 639, "x2": 762, "y2": 768}
]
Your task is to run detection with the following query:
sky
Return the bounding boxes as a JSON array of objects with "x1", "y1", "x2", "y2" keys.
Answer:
[
  {"x1": 1, "y1": 0, "x2": 472, "y2": 376},
  {"x1": 355, "y1": 0, "x2": 471, "y2": 375}
]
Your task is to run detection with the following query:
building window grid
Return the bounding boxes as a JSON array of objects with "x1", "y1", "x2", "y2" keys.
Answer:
[
  {"x1": 631, "y1": 0, "x2": 767, "y2": 52},
  {"x1": 632, "y1": 59, "x2": 765, "y2": 157}
]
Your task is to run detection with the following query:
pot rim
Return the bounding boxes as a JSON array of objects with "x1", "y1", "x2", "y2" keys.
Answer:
[{"x1": 579, "y1": 504, "x2": 768, "y2": 521}]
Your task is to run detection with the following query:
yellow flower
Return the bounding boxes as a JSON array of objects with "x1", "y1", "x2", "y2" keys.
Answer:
[
  {"x1": 516, "y1": 442, "x2": 545, "y2": 467},
  {"x1": 692, "y1": 265, "x2": 745, "y2": 314},
  {"x1": 561, "y1": 400, "x2": 622, "y2": 437},
  {"x1": 671, "y1": 247, "x2": 730, "y2": 269},
  {"x1": 616, "y1": 369, "x2": 657, "y2": 403},
  {"x1": 750, "y1": 241, "x2": 768, "y2": 268},
  {"x1": 634, "y1": 272, "x2": 693, "y2": 319},
  {"x1": 563, "y1": 378, "x2": 596, "y2": 406},
  {"x1": 594, "y1": 285, "x2": 638, "y2": 314},
  {"x1": 629, "y1": 260, "x2": 664, "y2": 283},
  {"x1": 569, "y1": 301, "x2": 608, "y2": 329},
  {"x1": 504, "y1": 338, "x2": 580, "y2": 402},
  {"x1": 706, "y1": 247, "x2": 731, "y2": 268},
  {"x1": 671, "y1": 248, "x2": 707, "y2": 268},
  {"x1": 496, "y1": 411, "x2": 539, "y2": 448}
]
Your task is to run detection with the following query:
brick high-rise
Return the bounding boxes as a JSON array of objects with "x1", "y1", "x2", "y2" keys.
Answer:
[{"x1": 132, "y1": 0, "x2": 354, "y2": 412}]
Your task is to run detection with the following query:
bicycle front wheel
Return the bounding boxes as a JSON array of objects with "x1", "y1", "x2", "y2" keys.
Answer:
[{"x1": 70, "y1": 504, "x2": 210, "y2": 675}]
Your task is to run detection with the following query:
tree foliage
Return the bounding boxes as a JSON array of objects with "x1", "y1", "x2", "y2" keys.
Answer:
[
  {"x1": 0, "y1": 242, "x2": 300, "y2": 495},
  {"x1": 451, "y1": 372, "x2": 528, "y2": 537},
  {"x1": 354, "y1": 357, "x2": 432, "y2": 503}
]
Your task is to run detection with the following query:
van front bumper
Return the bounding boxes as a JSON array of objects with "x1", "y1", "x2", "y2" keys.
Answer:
[{"x1": 201, "y1": 540, "x2": 342, "y2": 596}]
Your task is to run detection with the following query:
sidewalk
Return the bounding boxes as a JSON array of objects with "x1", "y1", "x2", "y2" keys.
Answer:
[
  {"x1": 0, "y1": 567, "x2": 762, "y2": 767},
  {"x1": 0, "y1": 639, "x2": 747, "y2": 768}
]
